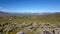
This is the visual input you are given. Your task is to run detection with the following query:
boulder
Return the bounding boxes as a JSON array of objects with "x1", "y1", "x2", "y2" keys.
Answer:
[{"x1": 16, "y1": 31, "x2": 25, "y2": 34}]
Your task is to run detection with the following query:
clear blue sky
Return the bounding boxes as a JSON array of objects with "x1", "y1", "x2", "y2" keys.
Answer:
[{"x1": 0, "y1": 0, "x2": 60, "y2": 13}]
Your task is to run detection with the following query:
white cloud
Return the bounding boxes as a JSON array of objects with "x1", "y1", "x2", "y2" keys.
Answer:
[
  {"x1": 0, "y1": 6, "x2": 12, "y2": 13},
  {"x1": 0, "y1": 7, "x2": 7, "y2": 11}
]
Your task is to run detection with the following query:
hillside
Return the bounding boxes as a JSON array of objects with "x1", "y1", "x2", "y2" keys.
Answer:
[
  {"x1": 0, "y1": 11, "x2": 11, "y2": 17},
  {"x1": 0, "y1": 11, "x2": 60, "y2": 24},
  {"x1": 0, "y1": 11, "x2": 60, "y2": 34}
]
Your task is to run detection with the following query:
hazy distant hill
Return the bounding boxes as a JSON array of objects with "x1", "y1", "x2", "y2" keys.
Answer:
[{"x1": 0, "y1": 11, "x2": 10, "y2": 17}]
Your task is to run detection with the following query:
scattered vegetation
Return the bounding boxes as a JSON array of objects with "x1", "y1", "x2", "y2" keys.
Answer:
[{"x1": 0, "y1": 11, "x2": 60, "y2": 34}]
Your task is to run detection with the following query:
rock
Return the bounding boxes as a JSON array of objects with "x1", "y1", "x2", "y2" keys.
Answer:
[
  {"x1": 52, "y1": 30, "x2": 55, "y2": 34},
  {"x1": 16, "y1": 31, "x2": 25, "y2": 34},
  {"x1": 27, "y1": 26, "x2": 33, "y2": 29},
  {"x1": 54, "y1": 28, "x2": 60, "y2": 34},
  {"x1": 43, "y1": 30, "x2": 52, "y2": 34},
  {"x1": 32, "y1": 23, "x2": 40, "y2": 28},
  {"x1": 43, "y1": 23, "x2": 49, "y2": 26}
]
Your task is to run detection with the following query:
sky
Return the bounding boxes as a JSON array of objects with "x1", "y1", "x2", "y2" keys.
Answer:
[{"x1": 0, "y1": 0, "x2": 60, "y2": 13}]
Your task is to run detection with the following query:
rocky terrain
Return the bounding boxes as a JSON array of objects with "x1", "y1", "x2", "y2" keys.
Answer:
[
  {"x1": 0, "y1": 22, "x2": 60, "y2": 34},
  {"x1": 0, "y1": 11, "x2": 60, "y2": 34}
]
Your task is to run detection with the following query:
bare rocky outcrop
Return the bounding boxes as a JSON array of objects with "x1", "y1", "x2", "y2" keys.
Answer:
[{"x1": 0, "y1": 22, "x2": 60, "y2": 34}]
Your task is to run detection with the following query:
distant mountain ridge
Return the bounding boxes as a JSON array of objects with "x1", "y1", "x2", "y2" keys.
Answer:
[
  {"x1": 0, "y1": 11, "x2": 11, "y2": 17},
  {"x1": 0, "y1": 11, "x2": 60, "y2": 16}
]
